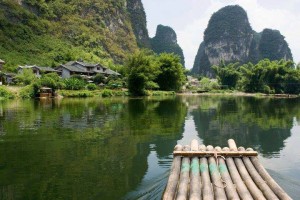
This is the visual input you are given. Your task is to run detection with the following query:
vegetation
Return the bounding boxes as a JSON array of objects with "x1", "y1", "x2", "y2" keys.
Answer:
[
  {"x1": 0, "y1": 86, "x2": 14, "y2": 100},
  {"x1": 155, "y1": 53, "x2": 185, "y2": 91},
  {"x1": 212, "y1": 59, "x2": 300, "y2": 94},
  {"x1": 0, "y1": 0, "x2": 138, "y2": 70},
  {"x1": 126, "y1": 51, "x2": 185, "y2": 96}
]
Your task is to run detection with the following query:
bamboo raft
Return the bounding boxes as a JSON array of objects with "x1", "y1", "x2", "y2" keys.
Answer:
[{"x1": 163, "y1": 139, "x2": 292, "y2": 200}]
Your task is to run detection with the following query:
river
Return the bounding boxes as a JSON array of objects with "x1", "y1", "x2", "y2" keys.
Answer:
[{"x1": 0, "y1": 96, "x2": 299, "y2": 199}]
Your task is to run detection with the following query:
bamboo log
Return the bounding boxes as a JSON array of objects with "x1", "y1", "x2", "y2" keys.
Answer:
[
  {"x1": 228, "y1": 139, "x2": 238, "y2": 151},
  {"x1": 234, "y1": 147, "x2": 266, "y2": 200},
  {"x1": 173, "y1": 151, "x2": 258, "y2": 157},
  {"x1": 215, "y1": 147, "x2": 240, "y2": 200},
  {"x1": 240, "y1": 147, "x2": 279, "y2": 200},
  {"x1": 163, "y1": 144, "x2": 183, "y2": 200},
  {"x1": 176, "y1": 145, "x2": 191, "y2": 200},
  {"x1": 224, "y1": 144, "x2": 253, "y2": 200},
  {"x1": 247, "y1": 148, "x2": 292, "y2": 200},
  {"x1": 189, "y1": 140, "x2": 201, "y2": 200},
  {"x1": 207, "y1": 145, "x2": 227, "y2": 200},
  {"x1": 199, "y1": 145, "x2": 214, "y2": 200}
]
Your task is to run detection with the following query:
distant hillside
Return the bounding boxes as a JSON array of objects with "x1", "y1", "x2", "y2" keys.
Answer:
[
  {"x1": 192, "y1": 5, "x2": 293, "y2": 77},
  {"x1": 0, "y1": 0, "x2": 150, "y2": 70},
  {"x1": 126, "y1": 0, "x2": 151, "y2": 49},
  {"x1": 151, "y1": 25, "x2": 185, "y2": 67}
]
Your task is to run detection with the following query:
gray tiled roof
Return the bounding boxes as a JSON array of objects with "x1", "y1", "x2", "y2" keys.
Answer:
[
  {"x1": 19, "y1": 65, "x2": 58, "y2": 72},
  {"x1": 58, "y1": 61, "x2": 120, "y2": 76},
  {"x1": 103, "y1": 68, "x2": 121, "y2": 76},
  {"x1": 60, "y1": 64, "x2": 87, "y2": 73}
]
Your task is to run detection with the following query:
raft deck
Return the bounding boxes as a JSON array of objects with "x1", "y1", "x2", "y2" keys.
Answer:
[{"x1": 163, "y1": 139, "x2": 292, "y2": 200}]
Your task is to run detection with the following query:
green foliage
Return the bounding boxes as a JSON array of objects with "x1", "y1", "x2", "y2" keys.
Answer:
[
  {"x1": 0, "y1": 0, "x2": 138, "y2": 71},
  {"x1": 40, "y1": 73, "x2": 64, "y2": 89},
  {"x1": 15, "y1": 69, "x2": 37, "y2": 85},
  {"x1": 101, "y1": 89, "x2": 114, "y2": 97},
  {"x1": 126, "y1": 50, "x2": 160, "y2": 96},
  {"x1": 213, "y1": 59, "x2": 300, "y2": 94},
  {"x1": 93, "y1": 74, "x2": 105, "y2": 84},
  {"x1": 199, "y1": 78, "x2": 220, "y2": 91},
  {"x1": 58, "y1": 90, "x2": 94, "y2": 97},
  {"x1": 0, "y1": 86, "x2": 15, "y2": 99},
  {"x1": 19, "y1": 84, "x2": 36, "y2": 99},
  {"x1": 212, "y1": 63, "x2": 241, "y2": 89},
  {"x1": 86, "y1": 83, "x2": 97, "y2": 91},
  {"x1": 63, "y1": 77, "x2": 86, "y2": 90},
  {"x1": 155, "y1": 53, "x2": 185, "y2": 91}
]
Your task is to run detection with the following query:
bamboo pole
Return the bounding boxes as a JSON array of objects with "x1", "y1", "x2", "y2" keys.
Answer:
[
  {"x1": 247, "y1": 148, "x2": 292, "y2": 200},
  {"x1": 163, "y1": 144, "x2": 183, "y2": 200},
  {"x1": 199, "y1": 145, "x2": 214, "y2": 200},
  {"x1": 173, "y1": 151, "x2": 258, "y2": 157},
  {"x1": 225, "y1": 140, "x2": 253, "y2": 200},
  {"x1": 234, "y1": 147, "x2": 266, "y2": 200},
  {"x1": 240, "y1": 147, "x2": 279, "y2": 200},
  {"x1": 189, "y1": 140, "x2": 201, "y2": 200},
  {"x1": 176, "y1": 145, "x2": 191, "y2": 200},
  {"x1": 206, "y1": 145, "x2": 227, "y2": 200},
  {"x1": 215, "y1": 147, "x2": 240, "y2": 200}
]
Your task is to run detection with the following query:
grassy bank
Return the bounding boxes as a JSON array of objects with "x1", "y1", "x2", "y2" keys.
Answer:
[{"x1": 0, "y1": 86, "x2": 176, "y2": 99}]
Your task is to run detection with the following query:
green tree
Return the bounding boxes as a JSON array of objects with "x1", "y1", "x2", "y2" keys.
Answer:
[
  {"x1": 155, "y1": 53, "x2": 185, "y2": 91},
  {"x1": 93, "y1": 74, "x2": 106, "y2": 84},
  {"x1": 15, "y1": 69, "x2": 37, "y2": 85},
  {"x1": 63, "y1": 77, "x2": 86, "y2": 90},
  {"x1": 40, "y1": 72, "x2": 64, "y2": 90},
  {"x1": 212, "y1": 62, "x2": 240, "y2": 89},
  {"x1": 126, "y1": 50, "x2": 159, "y2": 96}
]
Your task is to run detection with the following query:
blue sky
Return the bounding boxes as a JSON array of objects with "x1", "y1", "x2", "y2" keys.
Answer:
[{"x1": 142, "y1": 0, "x2": 300, "y2": 69}]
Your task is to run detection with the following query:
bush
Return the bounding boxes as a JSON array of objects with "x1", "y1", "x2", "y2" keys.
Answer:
[
  {"x1": 0, "y1": 86, "x2": 15, "y2": 99},
  {"x1": 63, "y1": 77, "x2": 86, "y2": 90},
  {"x1": 58, "y1": 90, "x2": 94, "y2": 97},
  {"x1": 93, "y1": 74, "x2": 106, "y2": 84},
  {"x1": 101, "y1": 89, "x2": 113, "y2": 97},
  {"x1": 86, "y1": 83, "x2": 97, "y2": 91},
  {"x1": 19, "y1": 84, "x2": 36, "y2": 99}
]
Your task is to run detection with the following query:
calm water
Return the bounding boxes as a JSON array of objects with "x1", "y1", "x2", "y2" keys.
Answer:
[{"x1": 0, "y1": 96, "x2": 300, "y2": 199}]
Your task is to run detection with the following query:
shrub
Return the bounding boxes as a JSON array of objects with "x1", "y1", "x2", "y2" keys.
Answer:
[
  {"x1": 101, "y1": 89, "x2": 113, "y2": 97},
  {"x1": 19, "y1": 84, "x2": 36, "y2": 99},
  {"x1": 58, "y1": 90, "x2": 94, "y2": 97},
  {"x1": 93, "y1": 74, "x2": 106, "y2": 84},
  {"x1": 63, "y1": 77, "x2": 86, "y2": 90},
  {"x1": 0, "y1": 86, "x2": 15, "y2": 99},
  {"x1": 86, "y1": 83, "x2": 97, "y2": 91}
]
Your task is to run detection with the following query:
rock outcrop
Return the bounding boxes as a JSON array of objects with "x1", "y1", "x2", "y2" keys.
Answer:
[
  {"x1": 151, "y1": 25, "x2": 185, "y2": 67},
  {"x1": 192, "y1": 5, "x2": 293, "y2": 77}
]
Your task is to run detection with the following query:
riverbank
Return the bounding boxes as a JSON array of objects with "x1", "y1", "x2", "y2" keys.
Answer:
[
  {"x1": 1, "y1": 85, "x2": 299, "y2": 100},
  {"x1": 0, "y1": 86, "x2": 176, "y2": 99},
  {"x1": 178, "y1": 90, "x2": 300, "y2": 98}
]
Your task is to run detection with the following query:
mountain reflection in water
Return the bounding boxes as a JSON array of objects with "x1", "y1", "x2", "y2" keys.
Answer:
[{"x1": 0, "y1": 96, "x2": 299, "y2": 199}]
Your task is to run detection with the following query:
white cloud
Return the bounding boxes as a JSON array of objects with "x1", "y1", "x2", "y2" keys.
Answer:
[{"x1": 143, "y1": 0, "x2": 300, "y2": 69}]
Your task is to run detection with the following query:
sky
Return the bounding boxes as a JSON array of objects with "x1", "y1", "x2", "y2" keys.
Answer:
[{"x1": 142, "y1": 0, "x2": 300, "y2": 69}]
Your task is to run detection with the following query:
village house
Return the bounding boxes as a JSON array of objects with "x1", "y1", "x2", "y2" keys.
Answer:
[
  {"x1": 55, "y1": 60, "x2": 120, "y2": 79},
  {"x1": 18, "y1": 65, "x2": 60, "y2": 78},
  {"x1": 1, "y1": 73, "x2": 16, "y2": 85}
]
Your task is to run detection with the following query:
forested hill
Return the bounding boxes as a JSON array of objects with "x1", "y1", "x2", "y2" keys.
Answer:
[
  {"x1": 192, "y1": 5, "x2": 293, "y2": 77},
  {"x1": 151, "y1": 25, "x2": 185, "y2": 67},
  {"x1": 0, "y1": 0, "x2": 149, "y2": 70}
]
